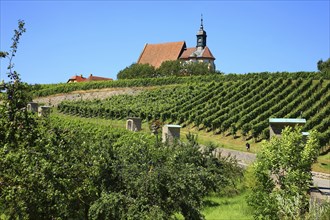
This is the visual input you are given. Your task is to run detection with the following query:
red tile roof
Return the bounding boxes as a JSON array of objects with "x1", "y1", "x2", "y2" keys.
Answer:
[
  {"x1": 179, "y1": 46, "x2": 215, "y2": 60},
  {"x1": 67, "y1": 75, "x2": 86, "y2": 83},
  {"x1": 179, "y1": 48, "x2": 198, "y2": 59},
  {"x1": 67, "y1": 74, "x2": 112, "y2": 83},
  {"x1": 202, "y1": 46, "x2": 216, "y2": 60},
  {"x1": 86, "y1": 75, "x2": 113, "y2": 81},
  {"x1": 137, "y1": 41, "x2": 186, "y2": 68}
]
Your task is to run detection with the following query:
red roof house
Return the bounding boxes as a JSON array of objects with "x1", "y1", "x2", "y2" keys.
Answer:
[
  {"x1": 67, "y1": 75, "x2": 86, "y2": 83},
  {"x1": 86, "y1": 74, "x2": 113, "y2": 82},
  {"x1": 67, "y1": 74, "x2": 113, "y2": 83}
]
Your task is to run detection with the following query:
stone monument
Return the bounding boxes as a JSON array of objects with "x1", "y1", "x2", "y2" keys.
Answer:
[
  {"x1": 162, "y1": 124, "x2": 181, "y2": 143},
  {"x1": 126, "y1": 117, "x2": 142, "y2": 132}
]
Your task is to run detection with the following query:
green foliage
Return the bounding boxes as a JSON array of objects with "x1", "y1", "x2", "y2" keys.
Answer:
[
  {"x1": 2, "y1": 20, "x2": 329, "y2": 219},
  {"x1": 230, "y1": 123, "x2": 237, "y2": 138},
  {"x1": 117, "y1": 60, "x2": 217, "y2": 79},
  {"x1": 202, "y1": 192, "x2": 253, "y2": 220},
  {"x1": 317, "y1": 58, "x2": 330, "y2": 72},
  {"x1": 241, "y1": 123, "x2": 251, "y2": 139},
  {"x1": 88, "y1": 132, "x2": 243, "y2": 219},
  {"x1": 0, "y1": 22, "x2": 243, "y2": 218},
  {"x1": 2, "y1": 107, "x2": 243, "y2": 219},
  {"x1": 117, "y1": 63, "x2": 156, "y2": 79},
  {"x1": 0, "y1": 20, "x2": 33, "y2": 149},
  {"x1": 182, "y1": 61, "x2": 214, "y2": 76},
  {"x1": 305, "y1": 200, "x2": 330, "y2": 220},
  {"x1": 200, "y1": 167, "x2": 255, "y2": 220},
  {"x1": 58, "y1": 78, "x2": 330, "y2": 146},
  {"x1": 31, "y1": 75, "x2": 222, "y2": 97},
  {"x1": 0, "y1": 21, "x2": 112, "y2": 216},
  {"x1": 157, "y1": 60, "x2": 182, "y2": 77},
  {"x1": 247, "y1": 127, "x2": 320, "y2": 219},
  {"x1": 1, "y1": 111, "x2": 129, "y2": 218}
]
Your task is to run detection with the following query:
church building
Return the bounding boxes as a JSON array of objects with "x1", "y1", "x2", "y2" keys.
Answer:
[{"x1": 137, "y1": 17, "x2": 216, "y2": 70}]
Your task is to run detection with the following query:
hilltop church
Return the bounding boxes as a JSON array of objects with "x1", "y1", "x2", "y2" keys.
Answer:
[{"x1": 137, "y1": 17, "x2": 216, "y2": 70}]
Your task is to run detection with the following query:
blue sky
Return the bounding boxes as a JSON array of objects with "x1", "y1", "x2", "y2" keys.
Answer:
[{"x1": 1, "y1": 0, "x2": 329, "y2": 84}]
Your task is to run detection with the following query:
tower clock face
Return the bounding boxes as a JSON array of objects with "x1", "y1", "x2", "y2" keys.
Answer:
[{"x1": 198, "y1": 38, "x2": 202, "y2": 46}]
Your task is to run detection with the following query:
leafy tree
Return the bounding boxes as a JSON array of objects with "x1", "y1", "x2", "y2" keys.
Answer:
[
  {"x1": 182, "y1": 61, "x2": 214, "y2": 76},
  {"x1": 117, "y1": 60, "x2": 220, "y2": 79},
  {"x1": 247, "y1": 127, "x2": 320, "y2": 219},
  {"x1": 89, "y1": 132, "x2": 243, "y2": 219},
  {"x1": 117, "y1": 63, "x2": 156, "y2": 79},
  {"x1": 157, "y1": 60, "x2": 182, "y2": 77},
  {"x1": 317, "y1": 58, "x2": 330, "y2": 72},
  {"x1": 317, "y1": 58, "x2": 330, "y2": 78},
  {"x1": 0, "y1": 21, "x2": 101, "y2": 219},
  {"x1": 0, "y1": 20, "x2": 33, "y2": 149}
]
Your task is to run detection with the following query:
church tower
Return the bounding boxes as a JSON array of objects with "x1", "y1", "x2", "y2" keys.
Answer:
[
  {"x1": 137, "y1": 14, "x2": 216, "y2": 71},
  {"x1": 179, "y1": 14, "x2": 216, "y2": 70},
  {"x1": 196, "y1": 14, "x2": 207, "y2": 50}
]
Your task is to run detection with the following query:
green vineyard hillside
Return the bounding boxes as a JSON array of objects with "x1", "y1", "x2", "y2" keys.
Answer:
[
  {"x1": 32, "y1": 71, "x2": 327, "y2": 97},
  {"x1": 58, "y1": 77, "x2": 330, "y2": 146}
]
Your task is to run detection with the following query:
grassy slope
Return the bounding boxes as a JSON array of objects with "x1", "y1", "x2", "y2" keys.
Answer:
[
  {"x1": 312, "y1": 151, "x2": 330, "y2": 173},
  {"x1": 180, "y1": 124, "x2": 263, "y2": 154},
  {"x1": 52, "y1": 109, "x2": 329, "y2": 174},
  {"x1": 52, "y1": 109, "x2": 263, "y2": 152}
]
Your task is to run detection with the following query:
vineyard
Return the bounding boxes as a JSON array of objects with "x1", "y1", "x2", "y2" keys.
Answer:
[
  {"x1": 58, "y1": 78, "x2": 330, "y2": 146},
  {"x1": 31, "y1": 71, "x2": 327, "y2": 97},
  {"x1": 2, "y1": 20, "x2": 329, "y2": 220}
]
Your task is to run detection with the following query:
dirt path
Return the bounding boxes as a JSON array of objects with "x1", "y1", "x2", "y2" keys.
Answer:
[
  {"x1": 33, "y1": 87, "x2": 144, "y2": 106},
  {"x1": 214, "y1": 147, "x2": 256, "y2": 166}
]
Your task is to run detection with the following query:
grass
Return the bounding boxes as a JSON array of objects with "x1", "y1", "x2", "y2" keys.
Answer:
[
  {"x1": 201, "y1": 192, "x2": 253, "y2": 220},
  {"x1": 174, "y1": 192, "x2": 253, "y2": 220},
  {"x1": 312, "y1": 151, "x2": 330, "y2": 174},
  {"x1": 200, "y1": 175, "x2": 254, "y2": 220},
  {"x1": 179, "y1": 124, "x2": 263, "y2": 154},
  {"x1": 174, "y1": 182, "x2": 254, "y2": 220}
]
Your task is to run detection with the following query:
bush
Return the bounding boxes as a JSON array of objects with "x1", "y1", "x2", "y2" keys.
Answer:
[{"x1": 247, "y1": 127, "x2": 320, "y2": 219}]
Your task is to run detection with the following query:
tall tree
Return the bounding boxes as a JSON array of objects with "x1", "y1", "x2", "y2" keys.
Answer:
[
  {"x1": 183, "y1": 61, "x2": 214, "y2": 76},
  {"x1": 157, "y1": 60, "x2": 182, "y2": 77}
]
